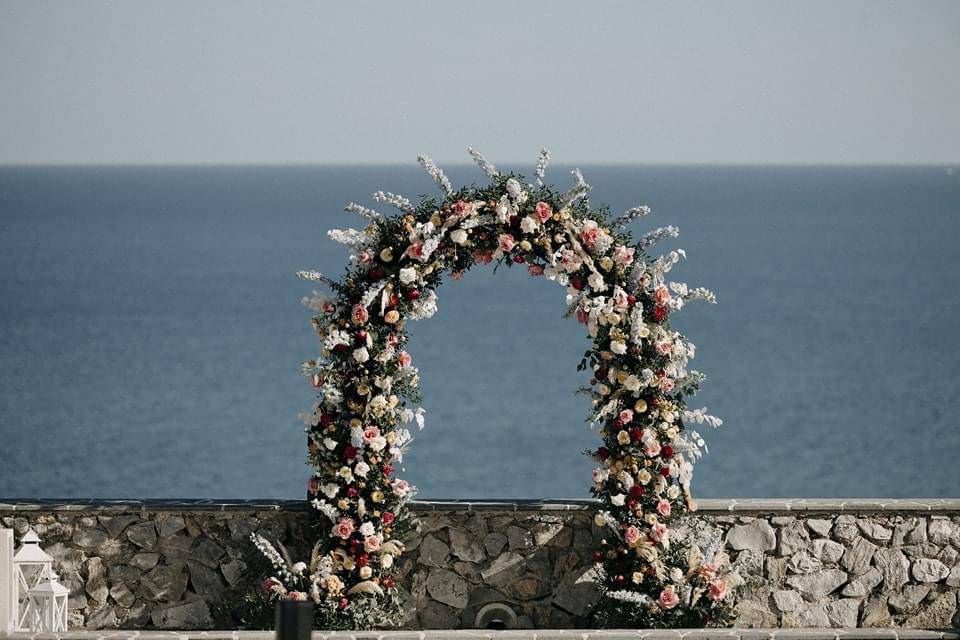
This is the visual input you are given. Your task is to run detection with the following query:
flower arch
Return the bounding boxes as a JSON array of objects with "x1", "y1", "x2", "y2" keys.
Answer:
[{"x1": 253, "y1": 149, "x2": 734, "y2": 629}]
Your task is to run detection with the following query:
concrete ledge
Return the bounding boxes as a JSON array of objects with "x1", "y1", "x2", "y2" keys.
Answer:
[
  {"x1": 2, "y1": 498, "x2": 960, "y2": 514},
  {"x1": 1, "y1": 628, "x2": 959, "y2": 640}
]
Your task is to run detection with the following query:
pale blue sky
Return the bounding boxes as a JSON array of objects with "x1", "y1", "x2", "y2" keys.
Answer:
[{"x1": 1, "y1": 0, "x2": 958, "y2": 165}]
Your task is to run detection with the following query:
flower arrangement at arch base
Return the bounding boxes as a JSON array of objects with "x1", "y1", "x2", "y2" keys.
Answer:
[{"x1": 251, "y1": 148, "x2": 737, "y2": 629}]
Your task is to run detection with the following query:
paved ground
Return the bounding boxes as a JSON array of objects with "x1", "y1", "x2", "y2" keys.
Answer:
[{"x1": 1, "y1": 629, "x2": 959, "y2": 640}]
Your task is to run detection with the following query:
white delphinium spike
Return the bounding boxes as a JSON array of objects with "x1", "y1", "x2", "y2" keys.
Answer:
[
  {"x1": 534, "y1": 148, "x2": 551, "y2": 186},
  {"x1": 461, "y1": 213, "x2": 496, "y2": 230},
  {"x1": 372, "y1": 191, "x2": 415, "y2": 213},
  {"x1": 327, "y1": 228, "x2": 366, "y2": 248},
  {"x1": 562, "y1": 168, "x2": 591, "y2": 207},
  {"x1": 250, "y1": 533, "x2": 293, "y2": 581},
  {"x1": 360, "y1": 282, "x2": 388, "y2": 309},
  {"x1": 606, "y1": 590, "x2": 652, "y2": 605},
  {"x1": 467, "y1": 147, "x2": 499, "y2": 178},
  {"x1": 417, "y1": 155, "x2": 453, "y2": 195},
  {"x1": 296, "y1": 270, "x2": 336, "y2": 286},
  {"x1": 670, "y1": 282, "x2": 717, "y2": 304},
  {"x1": 344, "y1": 202, "x2": 382, "y2": 220},
  {"x1": 683, "y1": 408, "x2": 723, "y2": 429},
  {"x1": 638, "y1": 225, "x2": 680, "y2": 250},
  {"x1": 612, "y1": 205, "x2": 651, "y2": 228}
]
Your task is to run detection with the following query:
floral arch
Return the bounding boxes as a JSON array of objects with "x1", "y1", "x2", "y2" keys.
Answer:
[{"x1": 253, "y1": 149, "x2": 734, "y2": 629}]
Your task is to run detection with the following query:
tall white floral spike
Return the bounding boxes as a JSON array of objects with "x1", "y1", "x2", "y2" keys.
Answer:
[
  {"x1": 683, "y1": 408, "x2": 724, "y2": 429},
  {"x1": 612, "y1": 205, "x2": 652, "y2": 228},
  {"x1": 372, "y1": 191, "x2": 415, "y2": 213},
  {"x1": 296, "y1": 270, "x2": 336, "y2": 286},
  {"x1": 416, "y1": 155, "x2": 453, "y2": 195},
  {"x1": 562, "y1": 168, "x2": 591, "y2": 207},
  {"x1": 467, "y1": 147, "x2": 499, "y2": 178},
  {"x1": 327, "y1": 228, "x2": 365, "y2": 248},
  {"x1": 344, "y1": 202, "x2": 382, "y2": 220},
  {"x1": 535, "y1": 148, "x2": 551, "y2": 186},
  {"x1": 638, "y1": 225, "x2": 680, "y2": 249}
]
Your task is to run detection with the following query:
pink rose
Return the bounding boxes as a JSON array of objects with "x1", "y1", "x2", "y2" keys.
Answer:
[
  {"x1": 658, "y1": 586, "x2": 679, "y2": 609},
  {"x1": 351, "y1": 303, "x2": 369, "y2": 325},
  {"x1": 307, "y1": 476, "x2": 320, "y2": 495},
  {"x1": 527, "y1": 264, "x2": 544, "y2": 277},
  {"x1": 363, "y1": 535, "x2": 382, "y2": 552},
  {"x1": 656, "y1": 499, "x2": 672, "y2": 517},
  {"x1": 498, "y1": 234, "x2": 516, "y2": 252},
  {"x1": 560, "y1": 249, "x2": 582, "y2": 272},
  {"x1": 708, "y1": 579, "x2": 728, "y2": 601},
  {"x1": 624, "y1": 526, "x2": 642, "y2": 546},
  {"x1": 454, "y1": 199, "x2": 468, "y2": 214},
  {"x1": 656, "y1": 341, "x2": 672, "y2": 356},
  {"x1": 357, "y1": 250, "x2": 374, "y2": 265},
  {"x1": 332, "y1": 518, "x2": 355, "y2": 540},
  {"x1": 287, "y1": 591, "x2": 308, "y2": 601},
  {"x1": 618, "y1": 409, "x2": 634, "y2": 424},
  {"x1": 659, "y1": 378, "x2": 675, "y2": 393},
  {"x1": 611, "y1": 289, "x2": 630, "y2": 312},
  {"x1": 405, "y1": 243, "x2": 424, "y2": 260},
  {"x1": 654, "y1": 285, "x2": 671, "y2": 305},
  {"x1": 397, "y1": 351, "x2": 412, "y2": 368},
  {"x1": 613, "y1": 245, "x2": 635, "y2": 265},
  {"x1": 644, "y1": 440, "x2": 661, "y2": 458},
  {"x1": 392, "y1": 478, "x2": 411, "y2": 497},
  {"x1": 363, "y1": 426, "x2": 381, "y2": 443},
  {"x1": 263, "y1": 577, "x2": 283, "y2": 594},
  {"x1": 534, "y1": 201, "x2": 553, "y2": 223},
  {"x1": 579, "y1": 220, "x2": 600, "y2": 248},
  {"x1": 698, "y1": 562, "x2": 718, "y2": 581},
  {"x1": 649, "y1": 522, "x2": 669, "y2": 543}
]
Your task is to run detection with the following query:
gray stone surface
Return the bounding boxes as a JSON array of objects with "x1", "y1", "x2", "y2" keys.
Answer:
[{"x1": 2, "y1": 498, "x2": 960, "y2": 631}]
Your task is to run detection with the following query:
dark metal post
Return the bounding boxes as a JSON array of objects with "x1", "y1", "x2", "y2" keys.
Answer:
[{"x1": 275, "y1": 600, "x2": 313, "y2": 640}]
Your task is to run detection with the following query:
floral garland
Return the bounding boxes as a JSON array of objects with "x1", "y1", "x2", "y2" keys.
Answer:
[{"x1": 254, "y1": 149, "x2": 735, "y2": 629}]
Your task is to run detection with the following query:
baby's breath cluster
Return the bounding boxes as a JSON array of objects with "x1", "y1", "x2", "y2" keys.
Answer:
[{"x1": 255, "y1": 149, "x2": 735, "y2": 629}]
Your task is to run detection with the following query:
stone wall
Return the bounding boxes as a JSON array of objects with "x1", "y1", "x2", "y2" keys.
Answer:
[{"x1": 1, "y1": 499, "x2": 958, "y2": 630}]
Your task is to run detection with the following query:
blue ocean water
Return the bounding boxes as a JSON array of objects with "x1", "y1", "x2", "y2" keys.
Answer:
[{"x1": 0, "y1": 165, "x2": 958, "y2": 500}]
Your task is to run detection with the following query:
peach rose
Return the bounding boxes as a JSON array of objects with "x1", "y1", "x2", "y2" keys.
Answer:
[
  {"x1": 644, "y1": 440, "x2": 661, "y2": 457},
  {"x1": 332, "y1": 517, "x2": 355, "y2": 540},
  {"x1": 535, "y1": 201, "x2": 553, "y2": 223},
  {"x1": 351, "y1": 303, "x2": 369, "y2": 325},
  {"x1": 649, "y1": 522, "x2": 669, "y2": 543},
  {"x1": 618, "y1": 409, "x2": 634, "y2": 424},
  {"x1": 392, "y1": 478, "x2": 411, "y2": 497},
  {"x1": 364, "y1": 534, "x2": 382, "y2": 552},
  {"x1": 363, "y1": 426, "x2": 381, "y2": 443},
  {"x1": 656, "y1": 499, "x2": 671, "y2": 517},
  {"x1": 654, "y1": 285, "x2": 671, "y2": 305},
  {"x1": 708, "y1": 579, "x2": 728, "y2": 601},
  {"x1": 397, "y1": 351, "x2": 412, "y2": 368},
  {"x1": 659, "y1": 378, "x2": 675, "y2": 393},
  {"x1": 658, "y1": 586, "x2": 679, "y2": 609},
  {"x1": 287, "y1": 591, "x2": 308, "y2": 601},
  {"x1": 624, "y1": 526, "x2": 642, "y2": 546},
  {"x1": 613, "y1": 245, "x2": 635, "y2": 265},
  {"x1": 498, "y1": 234, "x2": 516, "y2": 252},
  {"x1": 579, "y1": 220, "x2": 600, "y2": 248}
]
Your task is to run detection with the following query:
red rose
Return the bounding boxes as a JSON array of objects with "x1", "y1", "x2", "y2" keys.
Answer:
[
  {"x1": 629, "y1": 485, "x2": 645, "y2": 499},
  {"x1": 612, "y1": 418, "x2": 624, "y2": 429},
  {"x1": 661, "y1": 445, "x2": 673, "y2": 458},
  {"x1": 405, "y1": 289, "x2": 420, "y2": 300},
  {"x1": 347, "y1": 487, "x2": 358, "y2": 498},
  {"x1": 661, "y1": 467, "x2": 671, "y2": 477},
  {"x1": 382, "y1": 511, "x2": 395, "y2": 525},
  {"x1": 383, "y1": 465, "x2": 394, "y2": 476},
  {"x1": 512, "y1": 254, "x2": 525, "y2": 264},
  {"x1": 652, "y1": 305, "x2": 667, "y2": 322},
  {"x1": 382, "y1": 576, "x2": 395, "y2": 589},
  {"x1": 629, "y1": 428, "x2": 642, "y2": 442},
  {"x1": 597, "y1": 447, "x2": 609, "y2": 461},
  {"x1": 356, "y1": 552, "x2": 369, "y2": 567},
  {"x1": 627, "y1": 294, "x2": 637, "y2": 306},
  {"x1": 344, "y1": 445, "x2": 357, "y2": 460},
  {"x1": 571, "y1": 277, "x2": 584, "y2": 291},
  {"x1": 368, "y1": 268, "x2": 385, "y2": 281}
]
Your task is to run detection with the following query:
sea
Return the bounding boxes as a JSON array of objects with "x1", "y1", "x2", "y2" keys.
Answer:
[{"x1": 1, "y1": 165, "x2": 958, "y2": 500}]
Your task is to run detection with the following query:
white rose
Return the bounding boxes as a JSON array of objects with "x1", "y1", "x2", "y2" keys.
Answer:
[
  {"x1": 520, "y1": 215, "x2": 538, "y2": 234},
  {"x1": 399, "y1": 267, "x2": 417, "y2": 285},
  {"x1": 354, "y1": 461, "x2": 370, "y2": 478},
  {"x1": 381, "y1": 553, "x2": 394, "y2": 568},
  {"x1": 359, "y1": 565, "x2": 372, "y2": 579},
  {"x1": 588, "y1": 272, "x2": 607, "y2": 292},
  {"x1": 450, "y1": 229, "x2": 468, "y2": 244},
  {"x1": 667, "y1": 484, "x2": 681, "y2": 499},
  {"x1": 610, "y1": 340, "x2": 627, "y2": 355},
  {"x1": 353, "y1": 347, "x2": 369, "y2": 363},
  {"x1": 323, "y1": 438, "x2": 337, "y2": 451},
  {"x1": 321, "y1": 483, "x2": 339, "y2": 498},
  {"x1": 359, "y1": 521, "x2": 375, "y2": 537},
  {"x1": 624, "y1": 375, "x2": 641, "y2": 392},
  {"x1": 611, "y1": 493, "x2": 626, "y2": 506}
]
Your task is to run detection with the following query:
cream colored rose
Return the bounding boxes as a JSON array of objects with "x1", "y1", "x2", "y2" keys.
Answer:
[
  {"x1": 399, "y1": 267, "x2": 417, "y2": 285},
  {"x1": 379, "y1": 248, "x2": 394, "y2": 262},
  {"x1": 384, "y1": 310, "x2": 400, "y2": 324},
  {"x1": 450, "y1": 229, "x2": 468, "y2": 244},
  {"x1": 617, "y1": 430, "x2": 630, "y2": 445},
  {"x1": 359, "y1": 566, "x2": 372, "y2": 579},
  {"x1": 637, "y1": 469, "x2": 652, "y2": 485}
]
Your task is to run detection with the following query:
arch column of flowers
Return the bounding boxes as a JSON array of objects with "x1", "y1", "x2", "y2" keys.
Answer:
[{"x1": 253, "y1": 149, "x2": 735, "y2": 629}]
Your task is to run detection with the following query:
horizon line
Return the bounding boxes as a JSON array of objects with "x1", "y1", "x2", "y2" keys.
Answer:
[{"x1": 1, "y1": 161, "x2": 958, "y2": 169}]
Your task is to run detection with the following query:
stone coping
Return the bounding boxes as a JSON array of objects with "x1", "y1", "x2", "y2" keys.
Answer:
[
  {"x1": 1, "y1": 629, "x2": 958, "y2": 640},
  {"x1": 1, "y1": 498, "x2": 959, "y2": 514}
]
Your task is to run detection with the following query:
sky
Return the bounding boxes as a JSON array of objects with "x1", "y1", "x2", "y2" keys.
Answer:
[{"x1": 1, "y1": 1, "x2": 958, "y2": 166}]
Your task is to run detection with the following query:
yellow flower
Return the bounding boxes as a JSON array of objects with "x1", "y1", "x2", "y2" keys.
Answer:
[
  {"x1": 617, "y1": 430, "x2": 630, "y2": 445},
  {"x1": 371, "y1": 491, "x2": 384, "y2": 503},
  {"x1": 634, "y1": 399, "x2": 648, "y2": 414},
  {"x1": 632, "y1": 571, "x2": 644, "y2": 584},
  {"x1": 384, "y1": 310, "x2": 400, "y2": 324},
  {"x1": 379, "y1": 248, "x2": 394, "y2": 262}
]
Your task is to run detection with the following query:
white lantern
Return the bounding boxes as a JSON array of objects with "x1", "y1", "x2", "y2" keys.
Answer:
[
  {"x1": 25, "y1": 571, "x2": 69, "y2": 632},
  {"x1": 13, "y1": 529, "x2": 54, "y2": 632}
]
